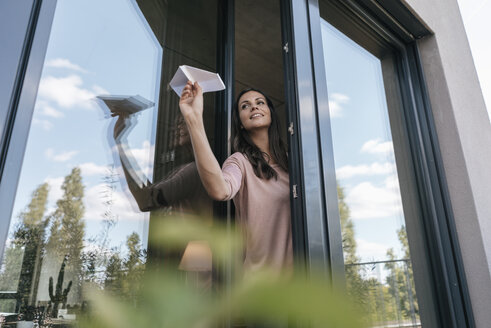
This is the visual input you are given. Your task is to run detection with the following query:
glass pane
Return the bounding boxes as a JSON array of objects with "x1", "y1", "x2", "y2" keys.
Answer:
[
  {"x1": 0, "y1": 0, "x2": 217, "y2": 324},
  {"x1": 235, "y1": 0, "x2": 286, "y2": 135},
  {"x1": 320, "y1": 19, "x2": 421, "y2": 327}
]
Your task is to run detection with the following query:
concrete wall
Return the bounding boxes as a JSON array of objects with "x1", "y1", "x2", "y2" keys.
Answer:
[{"x1": 403, "y1": 0, "x2": 491, "y2": 326}]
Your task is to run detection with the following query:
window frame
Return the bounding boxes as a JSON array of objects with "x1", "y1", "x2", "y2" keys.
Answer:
[
  {"x1": 282, "y1": 0, "x2": 475, "y2": 326},
  {"x1": 0, "y1": 0, "x2": 57, "y2": 265}
]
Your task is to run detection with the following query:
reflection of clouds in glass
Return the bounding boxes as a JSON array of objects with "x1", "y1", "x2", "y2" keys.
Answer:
[
  {"x1": 336, "y1": 161, "x2": 395, "y2": 179},
  {"x1": 32, "y1": 118, "x2": 54, "y2": 131},
  {"x1": 328, "y1": 92, "x2": 349, "y2": 118},
  {"x1": 45, "y1": 58, "x2": 89, "y2": 73},
  {"x1": 84, "y1": 183, "x2": 146, "y2": 221},
  {"x1": 356, "y1": 238, "x2": 390, "y2": 261},
  {"x1": 44, "y1": 176, "x2": 64, "y2": 211},
  {"x1": 113, "y1": 140, "x2": 155, "y2": 178},
  {"x1": 38, "y1": 74, "x2": 107, "y2": 109},
  {"x1": 130, "y1": 140, "x2": 154, "y2": 168},
  {"x1": 361, "y1": 138, "x2": 393, "y2": 155},
  {"x1": 384, "y1": 174, "x2": 400, "y2": 192},
  {"x1": 79, "y1": 162, "x2": 111, "y2": 176},
  {"x1": 36, "y1": 100, "x2": 64, "y2": 118},
  {"x1": 44, "y1": 148, "x2": 79, "y2": 162},
  {"x1": 346, "y1": 177, "x2": 402, "y2": 219},
  {"x1": 41, "y1": 105, "x2": 64, "y2": 118},
  {"x1": 44, "y1": 171, "x2": 147, "y2": 222}
]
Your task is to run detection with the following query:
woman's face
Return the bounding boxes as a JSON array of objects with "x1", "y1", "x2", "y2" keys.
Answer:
[{"x1": 237, "y1": 91, "x2": 272, "y2": 132}]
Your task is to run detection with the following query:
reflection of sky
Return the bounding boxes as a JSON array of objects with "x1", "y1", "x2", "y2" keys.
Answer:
[
  {"x1": 8, "y1": 0, "x2": 162, "y2": 253},
  {"x1": 321, "y1": 20, "x2": 406, "y2": 262},
  {"x1": 7, "y1": 1, "x2": 408, "y2": 266}
]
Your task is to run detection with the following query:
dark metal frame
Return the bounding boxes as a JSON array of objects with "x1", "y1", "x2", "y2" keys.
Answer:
[
  {"x1": 402, "y1": 43, "x2": 475, "y2": 327},
  {"x1": 279, "y1": 0, "x2": 309, "y2": 271},
  {"x1": 288, "y1": 0, "x2": 475, "y2": 326},
  {"x1": 0, "y1": 0, "x2": 58, "y2": 304},
  {"x1": 214, "y1": 0, "x2": 234, "y2": 214},
  {"x1": 212, "y1": 0, "x2": 235, "y2": 307},
  {"x1": 0, "y1": 0, "x2": 57, "y2": 263},
  {"x1": 281, "y1": 0, "x2": 334, "y2": 280}
]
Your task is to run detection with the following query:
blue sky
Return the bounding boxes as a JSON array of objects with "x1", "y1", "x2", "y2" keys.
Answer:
[{"x1": 7, "y1": 0, "x2": 488, "y2": 268}]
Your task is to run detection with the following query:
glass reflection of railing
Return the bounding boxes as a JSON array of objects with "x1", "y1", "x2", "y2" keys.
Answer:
[{"x1": 345, "y1": 259, "x2": 420, "y2": 328}]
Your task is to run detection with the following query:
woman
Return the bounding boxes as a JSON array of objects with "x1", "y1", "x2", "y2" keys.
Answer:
[{"x1": 179, "y1": 81, "x2": 293, "y2": 274}]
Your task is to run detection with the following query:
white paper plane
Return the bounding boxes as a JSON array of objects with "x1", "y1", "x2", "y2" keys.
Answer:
[{"x1": 169, "y1": 65, "x2": 225, "y2": 96}]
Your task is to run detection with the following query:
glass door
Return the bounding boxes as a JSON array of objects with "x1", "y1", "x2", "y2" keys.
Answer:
[
  {"x1": 0, "y1": 0, "x2": 221, "y2": 321},
  {"x1": 319, "y1": 18, "x2": 420, "y2": 326},
  {"x1": 315, "y1": 0, "x2": 434, "y2": 326}
]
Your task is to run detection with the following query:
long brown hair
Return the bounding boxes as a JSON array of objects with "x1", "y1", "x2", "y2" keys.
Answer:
[{"x1": 232, "y1": 88, "x2": 288, "y2": 179}]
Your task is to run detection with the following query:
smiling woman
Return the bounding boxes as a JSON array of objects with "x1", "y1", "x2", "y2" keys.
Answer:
[{"x1": 178, "y1": 81, "x2": 292, "y2": 275}]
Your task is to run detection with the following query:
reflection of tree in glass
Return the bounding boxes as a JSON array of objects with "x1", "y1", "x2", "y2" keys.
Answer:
[
  {"x1": 103, "y1": 232, "x2": 146, "y2": 303},
  {"x1": 338, "y1": 184, "x2": 371, "y2": 316},
  {"x1": 103, "y1": 253, "x2": 123, "y2": 295},
  {"x1": 0, "y1": 183, "x2": 49, "y2": 312},
  {"x1": 339, "y1": 181, "x2": 419, "y2": 325},
  {"x1": 385, "y1": 227, "x2": 419, "y2": 321},
  {"x1": 45, "y1": 167, "x2": 85, "y2": 302},
  {"x1": 82, "y1": 166, "x2": 120, "y2": 285}
]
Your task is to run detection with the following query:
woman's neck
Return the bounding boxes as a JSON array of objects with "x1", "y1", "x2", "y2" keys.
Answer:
[{"x1": 249, "y1": 129, "x2": 275, "y2": 164}]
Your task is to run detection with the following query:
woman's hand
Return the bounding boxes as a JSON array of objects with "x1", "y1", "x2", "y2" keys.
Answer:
[{"x1": 179, "y1": 81, "x2": 203, "y2": 124}]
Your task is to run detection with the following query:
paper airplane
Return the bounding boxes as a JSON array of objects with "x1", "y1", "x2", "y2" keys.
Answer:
[
  {"x1": 169, "y1": 65, "x2": 225, "y2": 96},
  {"x1": 96, "y1": 95, "x2": 154, "y2": 117}
]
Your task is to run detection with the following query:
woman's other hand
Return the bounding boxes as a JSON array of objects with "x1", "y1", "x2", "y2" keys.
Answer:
[{"x1": 179, "y1": 81, "x2": 203, "y2": 124}]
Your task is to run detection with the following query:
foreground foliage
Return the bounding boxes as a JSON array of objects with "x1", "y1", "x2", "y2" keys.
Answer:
[{"x1": 79, "y1": 217, "x2": 361, "y2": 328}]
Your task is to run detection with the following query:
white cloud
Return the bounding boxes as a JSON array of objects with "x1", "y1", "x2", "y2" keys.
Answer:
[
  {"x1": 118, "y1": 141, "x2": 155, "y2": 178},
  {"x1": 43, "y1": 177, "x2": 147, "y2": 222},
  {"x1": 130, "y1": 141, "x2": 154, "y2": 166},
  {"x1": 356, "y1": 239, "x2": 391, "y2": 262},
  {"x1": 384, "y1": 174, "x2": 400, "y2": 191},
  {"x1": 328, "y1": 92, "x2": 349, "y2": 118},
  {"x1": 34, "y1": 100, "x2": 64, "y2": 119},
  {"x1": 40, "y1": 105, "x2": 64, "y2": 118},
  {"x1": 54, "y1": 151, "x2": 78, "y2": 162},
  {"x1": 38, "y1": 75, "x2": 99, "y2": 109},
  {"x1": 83, "y1": 183, "x2": 147, "y2": 221},
  {"x1": 361, "y1": 139, "x2": 394, "y2": 155},
  {"x1": 44, "y1": 176, "x2": 64, "y2": 208},
  {"x1": 345, "y1": 178, "x2": 403, "y2": 219},
  {"x1": 45, "y1": 148, "x2": 79, "y2": 162},
  {"x1": 32, "y1": 118, "x2": 53, "y2": 131},
  {"x1": 79, "y1": 162, "x2": 112, "y2": 176},
  {"x1": 92, "y1": 85, "x2": 109, "y2": 95},
  {"x1": 336, "y1": 162, "x2": 396, "y2": 179},
  {"x1": 45, "y1": 58, "x2": 88, "y2": 73}
]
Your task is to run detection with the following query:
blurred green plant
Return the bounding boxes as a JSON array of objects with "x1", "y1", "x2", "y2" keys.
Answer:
[{"x1": 79, "y1": 216, "x2": 361, "y2": 328}]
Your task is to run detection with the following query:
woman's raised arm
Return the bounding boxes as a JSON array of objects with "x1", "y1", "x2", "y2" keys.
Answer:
[{"x1": 179, "y1": 81, "x2": 230, "y2": 201}]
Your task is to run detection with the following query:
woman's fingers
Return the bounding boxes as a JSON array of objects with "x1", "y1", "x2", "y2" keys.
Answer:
[{"x1": 194, "y1": 81, "x2": 202, "y2": 96}]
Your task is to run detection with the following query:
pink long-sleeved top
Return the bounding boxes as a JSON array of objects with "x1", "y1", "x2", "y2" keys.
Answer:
[{"x1": 222, "y1": 152, "x2": 293, "y2": 274}]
